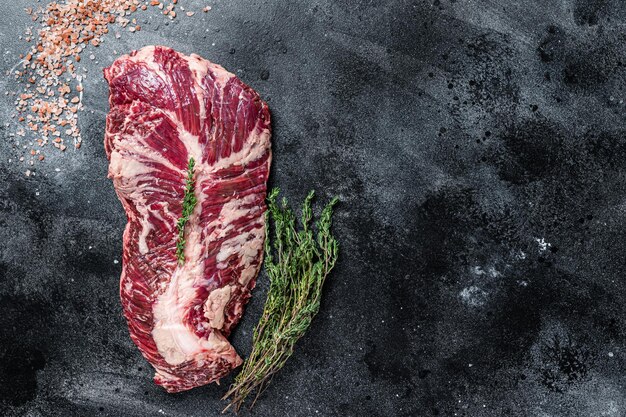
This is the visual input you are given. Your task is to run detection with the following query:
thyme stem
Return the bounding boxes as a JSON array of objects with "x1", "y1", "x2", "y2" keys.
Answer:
[
  {"x1": 222, "y1": 188, "x2": 339, "y2": 413},
  {"x1": 176, "y1": 157, "x2": 197, "y2": 264}
]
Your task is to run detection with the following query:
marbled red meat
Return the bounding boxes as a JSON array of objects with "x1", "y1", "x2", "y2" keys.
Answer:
[{"x1": 103, "y1": 46, "x2": 271, "y2": 393}]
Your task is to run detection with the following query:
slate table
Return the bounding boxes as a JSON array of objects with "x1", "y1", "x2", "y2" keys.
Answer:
[{"x1": 1, "y1": 1, "x2": 626, "y2": 416}]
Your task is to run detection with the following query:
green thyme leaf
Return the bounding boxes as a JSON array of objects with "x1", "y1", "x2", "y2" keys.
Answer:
[{"x1": 222, "y1": 188, "x2": 339, "y2": 412}]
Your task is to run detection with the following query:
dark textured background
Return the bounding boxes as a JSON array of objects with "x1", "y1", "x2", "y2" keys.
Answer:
[{"x1": 1, "y1": 0, "x2": 626, "y2": 416}]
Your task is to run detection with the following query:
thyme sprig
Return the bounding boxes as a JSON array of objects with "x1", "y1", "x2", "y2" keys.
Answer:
[
  {"x1": 175, "y1": 157, "x2": 197, "y2": 264},
  {"x1": 222, "y1": 188, "x2": 339, "y2": 413}
]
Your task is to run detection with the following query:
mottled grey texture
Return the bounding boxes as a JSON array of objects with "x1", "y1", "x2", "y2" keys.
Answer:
[{"x1": 1, "y1": 0, "x2": 626, "y2": 416}]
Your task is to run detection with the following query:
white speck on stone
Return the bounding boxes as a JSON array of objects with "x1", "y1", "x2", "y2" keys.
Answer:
[
  {"x1": 459, "y1": 286, "x2": 488, "y2": 307},
  {"x1": 609, "y1": 352, "x2": 614, "y2": 357},
  {"x1": 536, "y1": 237, "x2": 551, "y2": 252},
  {"x1": 472, "y1": 266, "x2": 485, "y2": 276},
  {"x1": 487, "y1": 267, "x2": 501, "y2": 278},
  {"x1": 114, "y1": 259, "x2": 119, "y2": 264},
  {"x1": 471, "y1": 265, "x2": 500, "y2": 277}
]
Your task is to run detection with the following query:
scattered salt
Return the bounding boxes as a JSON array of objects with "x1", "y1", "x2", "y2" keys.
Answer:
[{"x1": 12, "y1": 0, "x2": 181, "y2": 161}]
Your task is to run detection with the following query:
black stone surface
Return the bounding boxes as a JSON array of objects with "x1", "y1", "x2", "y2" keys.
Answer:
[{"x1": 1, "y1": 0, "x2": 626, "y2": 416}]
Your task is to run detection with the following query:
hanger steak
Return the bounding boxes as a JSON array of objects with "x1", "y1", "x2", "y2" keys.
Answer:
[{"x1": 104, "y1": 45, "x2": 271, "y2": 393}]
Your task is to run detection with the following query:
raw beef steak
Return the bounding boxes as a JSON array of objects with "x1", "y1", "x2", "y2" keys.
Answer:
[{"x1": 103, "y1": 46, "x2": 271, "y2": 393}]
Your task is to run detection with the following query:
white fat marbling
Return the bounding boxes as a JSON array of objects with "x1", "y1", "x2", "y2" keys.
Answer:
[{"x1": 203, "y1": 285, "x2": 233, "y2": 329}]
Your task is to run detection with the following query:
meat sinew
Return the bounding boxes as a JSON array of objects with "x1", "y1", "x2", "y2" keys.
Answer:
[{"x1": 103, "y1": 46, "x2": 271, "y2": 393}]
